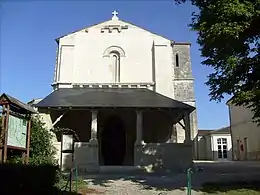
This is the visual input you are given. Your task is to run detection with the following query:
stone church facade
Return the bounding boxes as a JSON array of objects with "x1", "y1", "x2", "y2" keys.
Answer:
[{"x1": 35, "y1": 11, "x2": 198, "y2": 173}]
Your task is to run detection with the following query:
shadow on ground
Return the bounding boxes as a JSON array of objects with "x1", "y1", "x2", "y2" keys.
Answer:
[
  {"x1": 83, "y1": 172, "x2": 192, "y2": 193},
  {"x1": 201, "y1": 180, "x2": 260, "y2": 194},
  {"x1": 84, "y1": 173, "x2": 260, "y2": 194},
  {"x1": 0, "y1": 163, "x2": 81, "y2": 195},
  {"x1": 82, "y1": 162, "x2": 260, "y2": 194}
]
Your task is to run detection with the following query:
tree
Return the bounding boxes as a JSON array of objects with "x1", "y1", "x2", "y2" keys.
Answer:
[
  {"x1": 28, "y1": 115, "x2": 57, "y2": 165},
  {"x1": 175, "y1": 0, "x2": 260, "y2": 123}
]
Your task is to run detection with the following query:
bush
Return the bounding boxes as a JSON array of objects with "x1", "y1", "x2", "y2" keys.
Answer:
[
  {"x1": 0, "y1": 163, "x2": 59, "y2": 195},
  {"x1": 0, "y1": 114, "x2": 63, "y2": 194},
  {"x1": 28, "y1": 115, "x2": 57, "y2": 165},
  {"x1": 7, "y1": 115, "x2": 58, "y2": 166}
]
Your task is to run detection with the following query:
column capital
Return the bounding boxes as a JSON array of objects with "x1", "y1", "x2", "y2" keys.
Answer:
[
  {"x1": 91, "y1": 109, "x2": 98, "y2": 114},
  {"x1": 135, "y1": 109, "x2": 143, "y2": 114}
]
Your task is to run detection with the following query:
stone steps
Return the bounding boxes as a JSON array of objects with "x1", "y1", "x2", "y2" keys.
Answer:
[
  {"x1": 99, "y1": 166, "x2": 144, "y2": 174},
  {"x1": 76, "y1": 165, "x2": 145, "y2": 175}
]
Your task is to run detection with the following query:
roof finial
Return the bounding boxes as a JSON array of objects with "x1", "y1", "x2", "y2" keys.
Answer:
[{"x1": 112, "y1": 10, "x2": 119, "y2": 20}]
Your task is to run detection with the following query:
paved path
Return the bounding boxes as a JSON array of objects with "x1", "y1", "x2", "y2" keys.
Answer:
[{"x1": 82, "y1": 161, "x2": 260, "y2": 195}]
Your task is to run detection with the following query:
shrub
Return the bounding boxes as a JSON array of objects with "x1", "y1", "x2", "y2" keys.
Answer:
[
  {"x1": 28, "y1": 115, "x2": 57, "y2": 165},
  {"x1": 5, "y1": 115, "x2": 58, "y2": 166}
]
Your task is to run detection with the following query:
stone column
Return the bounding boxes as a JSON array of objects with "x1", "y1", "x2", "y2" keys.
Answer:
[
  {"x1": 88, "y1": 110, "x2": 99, "y2": 172},
  {"x1": 183, "y1": 113, "x2": 191, "y2": 144},
  {"x1": 135, "y1": 110, "x2": 144, "y2": 145},
  {"x1": 169, "y1": 124, "x2": 177, "y2": 143},
  {"x1": 134, "y1": 110, "x2": 144, "y2": 166},
  {"x1": 90, "y1": 110, "x2": 98, "y2": 142}
]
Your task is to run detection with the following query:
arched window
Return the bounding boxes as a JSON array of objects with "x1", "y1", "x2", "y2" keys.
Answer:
[
  {"x1": 175, "y1": 53, "x2": 179, "y2": 67},
  {"x1": 103, "y1": 46, "x2": 125, "y2": 83},
  {"x1": 109, "y1": 51, "x2": 120, "y2": 82}
]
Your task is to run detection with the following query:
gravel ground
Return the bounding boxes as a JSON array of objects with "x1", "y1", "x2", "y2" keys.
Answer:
[
  {"x1": 85, "y1": 174, "x2": 203, "y2": 195},
  {"x1": 82, "y1": 161, "x2": 260, "y2": 195}
]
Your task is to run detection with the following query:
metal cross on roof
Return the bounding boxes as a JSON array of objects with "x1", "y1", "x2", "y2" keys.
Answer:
[{"x1": 112, "y1": 10, "x2": 119, "y2": 20}]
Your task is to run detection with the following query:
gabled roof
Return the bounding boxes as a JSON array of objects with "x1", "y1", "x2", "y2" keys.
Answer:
[
  {"x1": 55, "y1": 19, "x2": 108, "y2": 42},
  {"x1": 0, "y1": 93, "x2": 36, "y2": 114},
  {"x1": 27, "y1": 98, "x2": 43, "y2": 105},
  {"x1": 198, "y1": 130, "x2": 214, "y2": 136},
  {"x1": 55, "y1": 18, "x2": 176, "y2": 43},
  {"x1": 198, "y1": 126, "x2": 230, "y2": 136},
  {"x1": 212, "y1": 126, "x2": 230, "y2": 134}
]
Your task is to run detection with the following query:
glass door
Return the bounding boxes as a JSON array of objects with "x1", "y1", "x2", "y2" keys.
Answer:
[{"x1": 217, "y1": 138, "x2": 228, "y2": 160}]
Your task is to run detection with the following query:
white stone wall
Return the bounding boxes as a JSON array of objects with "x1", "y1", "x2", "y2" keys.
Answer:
[
  {"x1": 197, "y1": 134, "x2": 232, "y2": 161},
  {"x1": 54, "y1": 18, "x2": 173, "y2": 98},
  {"x1": 197, "y1": 135, "x2": 206, "y2": 159},
  {"x1": 54, "y1": 142, "x2": 95, "y2": 172},
  {"x1": 51, "y1": 15, "x2": 198, "y2": 146},
  {"x1": 197, "y1": 134, "x2": 213, "y2": 160},
  {"x1": 135, "y1": 143, "x2": 193, "y2": 172},
  {"x1": 228, "y1": 103, "x2": 260, "y2": 160},
  {"x1": 211, "y1": 134, "x2": 232, "y2": 161}
]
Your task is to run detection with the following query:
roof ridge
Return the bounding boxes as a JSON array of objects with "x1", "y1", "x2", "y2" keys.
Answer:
[{"x1": 56, "y1": 18, "x2": 173, "y2": 43}]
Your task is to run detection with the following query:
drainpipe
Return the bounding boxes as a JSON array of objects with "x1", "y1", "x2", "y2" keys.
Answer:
[{"x1": 211, "y1": 135, "x2": 214, "y2": 160}]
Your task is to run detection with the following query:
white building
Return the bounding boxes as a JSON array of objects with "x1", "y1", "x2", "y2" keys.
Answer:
[
  {"x1": 34, "y1": 11, "x2": 198, "y2": 173},
  {"x1": 197, "y1": 127, "x2": 232, "y2": 161},
  {"x1": 227, "y1": 98, "x2": 260, "y2": 160}
]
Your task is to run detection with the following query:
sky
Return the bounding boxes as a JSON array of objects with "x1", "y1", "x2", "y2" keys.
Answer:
[{"x1": 0, "y1": 1, "x2": 231, "y2": 129}]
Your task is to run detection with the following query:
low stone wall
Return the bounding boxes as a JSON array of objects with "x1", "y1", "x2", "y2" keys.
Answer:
[
  {"x1": 135, "y1": 143, "x2": 193, "y2": 173},
  {"x1": 53, "y1": 142, "x2": 97, "y2": 172},
  {"x1": 54, "y1": 142, "x2": 193, "y2": 173}
]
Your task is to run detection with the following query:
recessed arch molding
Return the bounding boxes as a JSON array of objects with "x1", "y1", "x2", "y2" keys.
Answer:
[{"x1": 103, "y1": 46, "x2": 126, "y2": 57}]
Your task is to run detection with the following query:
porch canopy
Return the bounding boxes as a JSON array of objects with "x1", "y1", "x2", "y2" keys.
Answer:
[{"x1": 36, "y1": 88, "x2": 194, "y2": 111}]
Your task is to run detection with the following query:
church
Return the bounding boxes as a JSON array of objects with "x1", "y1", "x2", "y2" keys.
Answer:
[{"x1": 35, "y1": 11, "x2": 198, "y2": 173}]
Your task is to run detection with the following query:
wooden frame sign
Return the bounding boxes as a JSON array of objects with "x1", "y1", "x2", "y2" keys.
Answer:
[
  {"x1": 0, "y1": 93, "x2": 35, "y2": 164},
  {"x1": 61, "y1": 133, "x2": 74, "y2": 153},
  {"x1": 7, "y1": 114, "x2": 28, "y2": 150}
]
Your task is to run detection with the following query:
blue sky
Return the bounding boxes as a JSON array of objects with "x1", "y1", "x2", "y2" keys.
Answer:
[{"x1": 0, "y1": 1, "x2": 230, "y2": 129}]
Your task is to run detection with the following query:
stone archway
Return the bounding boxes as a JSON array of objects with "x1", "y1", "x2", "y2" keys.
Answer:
[{"x1": 101, "y1": 115, "x2": 126, "y2": 165}]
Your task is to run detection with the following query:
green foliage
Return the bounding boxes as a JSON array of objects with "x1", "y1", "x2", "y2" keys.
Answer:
[
  {"x1": 55, "y1": 175, "x2": 87, "y2": 193},
  {"x1": 29, "y1": 115, "x2": 57, "y2": 165},
  {"x1": 174, "y1": 0, "x2": 260, "y2": 123},
  {"x1": 8, "y1": 115, "x2": 57, "y2": 166}
]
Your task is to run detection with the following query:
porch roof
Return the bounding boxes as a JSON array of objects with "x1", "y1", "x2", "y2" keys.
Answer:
[
  {"x1": 0, "y1": 93, "x2": 36, "y2": 114},
  {"x1": 35, "y1": 88, "x2": 195, "y2": 112}
]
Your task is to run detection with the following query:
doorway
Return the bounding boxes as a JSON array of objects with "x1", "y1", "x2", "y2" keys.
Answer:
[
  {"x1": 101, "y1": 115, "x2": 126, "y2": 165},
  {"x1": 217, "y1": 138, "x2": 228, "y2": 160}
]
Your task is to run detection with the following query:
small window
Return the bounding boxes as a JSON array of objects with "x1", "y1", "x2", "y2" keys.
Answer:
[
  {"x1": 222, "y1": 138, "x2": 227, "y2": 144},
  {"x1": 175, "y1": 54, "x2": 179, "y2": 67}
]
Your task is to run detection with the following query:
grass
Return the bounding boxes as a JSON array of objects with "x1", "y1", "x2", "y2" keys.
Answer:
[
  {"x1": 202, "y1": 181, "x2": 260, "y2": 195},
  {"x1": 56, "y1": 176, "x2": 87, "y2": 193},
  {"x1": 55, "y1": 175, "x2": 103, "y2": 194}
]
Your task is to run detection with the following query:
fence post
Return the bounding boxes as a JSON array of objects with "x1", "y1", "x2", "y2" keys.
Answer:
[{"x1": 187, "y1": 168, "x2": 192, "y2": 195}]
